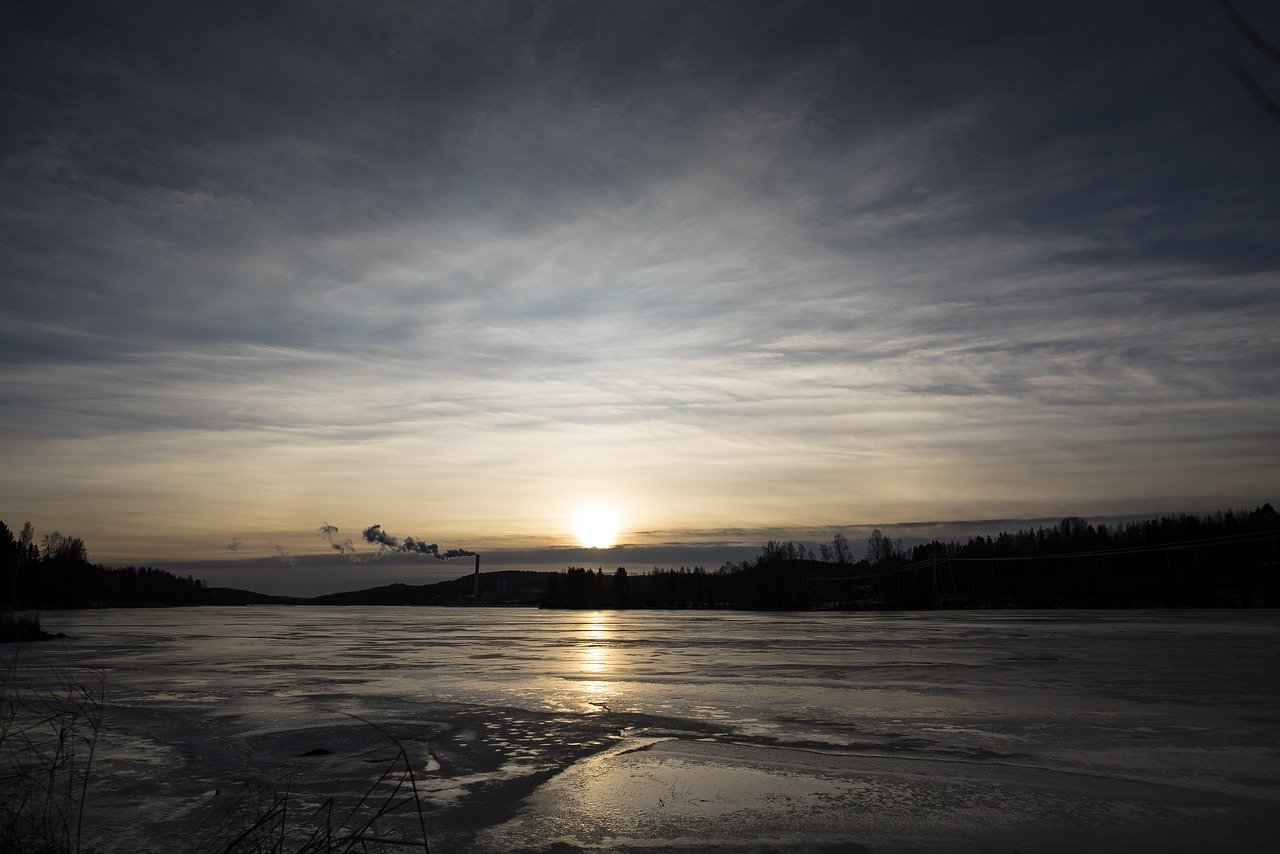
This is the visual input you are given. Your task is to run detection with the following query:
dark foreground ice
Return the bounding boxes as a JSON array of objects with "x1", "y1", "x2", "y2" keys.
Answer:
[{"x1": 7, "y1": 608, "x2": 1279, "y2": 851}]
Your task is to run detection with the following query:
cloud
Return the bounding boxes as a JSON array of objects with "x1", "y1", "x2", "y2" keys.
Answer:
[{"x1": 1, "y1": 2, "x2": 1278, "y2": 562}]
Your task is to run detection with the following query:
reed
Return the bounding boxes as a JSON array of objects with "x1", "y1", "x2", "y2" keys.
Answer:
[
  {"x1": 0, "y1": 659, "x2": 103, "y2": 853},
  {"x1": 198, "y1": 714, "x2": 430, "y2": 853},
  {"x1": 2, "y1": 660, "x2": 430, "y2": 853}
]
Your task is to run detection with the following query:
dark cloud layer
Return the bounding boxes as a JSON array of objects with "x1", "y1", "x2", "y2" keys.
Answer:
[{"x1": 2, "y1": 1, "x2": 1278, "y2": 570}]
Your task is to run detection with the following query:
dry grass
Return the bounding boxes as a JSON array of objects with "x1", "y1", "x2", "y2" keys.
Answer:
[
  {"x1": 0, "y1": 658, "x2": 103, "y2": 853},
  {"x1": 2, "y1": 659, "x2": 431, "y2": 853},
  {"x1": 197, "y1": 714, "x2": 430, "y2": 853}
]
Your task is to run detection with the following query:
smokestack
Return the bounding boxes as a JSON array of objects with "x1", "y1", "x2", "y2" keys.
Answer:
[{"x1": 356, "y1": 525, "x2": 480, "y2": 601}]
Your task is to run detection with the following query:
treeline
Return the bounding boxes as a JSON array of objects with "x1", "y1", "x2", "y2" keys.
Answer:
[
  {"x1": 541, "y1": 504, "x2": 1280, "y2": 610},
  {"x1": 543, "y1": 566, "x2": 634, "y2": 609},
  {"x1": 1, "y1": 521, "x2": 208, "y2": 608}
]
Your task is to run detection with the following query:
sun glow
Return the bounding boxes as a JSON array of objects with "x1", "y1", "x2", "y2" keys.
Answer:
[{"x1": 573, "y1": 506, "x2": 621, "y2": 549}]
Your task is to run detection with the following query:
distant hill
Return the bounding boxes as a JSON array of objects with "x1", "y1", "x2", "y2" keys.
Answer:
[
  {"x1": 305, "y1": 570, "x2": 549, "y2": 606},
  {"x1": 205, "y1": 587, "x2": 301, "y2": 606}
]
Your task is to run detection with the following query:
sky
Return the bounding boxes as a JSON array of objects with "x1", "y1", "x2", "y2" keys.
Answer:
[{"x1": 2, "y1": 1, "x2": 1278, "y2": 592}]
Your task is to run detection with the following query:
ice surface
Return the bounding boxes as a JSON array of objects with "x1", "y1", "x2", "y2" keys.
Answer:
[{"x1": 8, "y1": 608, "x2": 1279, "y2": 851}]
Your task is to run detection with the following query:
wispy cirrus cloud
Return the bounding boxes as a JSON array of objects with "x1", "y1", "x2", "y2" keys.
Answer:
[{"x1": 1, "y1": 1, "x2": 1277, "y2": 573}]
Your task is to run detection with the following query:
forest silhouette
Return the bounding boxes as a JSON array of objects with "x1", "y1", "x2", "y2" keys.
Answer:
[
  {"x1": 1, "y1": 521, "x2": 206, "y2": 610},
  {"x1": 541, "y1": 504, "x2": 1280, "y2": 610}
]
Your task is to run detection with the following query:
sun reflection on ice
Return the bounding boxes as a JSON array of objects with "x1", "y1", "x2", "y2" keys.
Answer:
[
  {"x1": 582, "y1": 645, "x2": 609, "y2": 673},
  {"x1": 582, "y1": 610, "x2": 610, "y2": 641},
  {"x1": 576, "y1": 612, "x2": 613, "y2": 712}
]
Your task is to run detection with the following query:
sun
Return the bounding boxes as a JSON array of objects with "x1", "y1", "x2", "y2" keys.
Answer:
[{"x1": 573, "y1": 506, "x2": 621, "y2": 549}]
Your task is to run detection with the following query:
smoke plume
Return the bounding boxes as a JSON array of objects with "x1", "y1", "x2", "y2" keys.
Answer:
[
  {"x1": 272, "y1": 543, "x2": 298, "y2": 568},
  {"x1": 318, "y1": 522, "x2": 363, "y2": 562},
  {"x1": 361, "y1": 524, "x2": 476, "y2": 560}
]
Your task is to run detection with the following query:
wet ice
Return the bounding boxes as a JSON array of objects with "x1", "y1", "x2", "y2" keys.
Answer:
[{"x1": 8, "y1": 608, "x2": 1279, "y2": 851}]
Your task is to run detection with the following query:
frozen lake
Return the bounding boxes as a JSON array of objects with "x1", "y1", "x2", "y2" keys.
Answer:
[{"x1": 8, "y1": 608, "x2": 1280, "y2": 851}]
